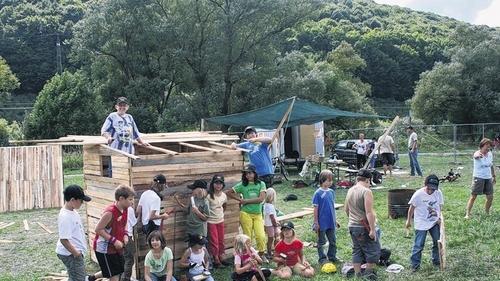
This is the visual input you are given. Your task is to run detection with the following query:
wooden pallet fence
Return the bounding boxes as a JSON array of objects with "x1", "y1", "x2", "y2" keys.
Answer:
[{"x1": 0, "y1": 145, "x2": 63, "y2": 213}]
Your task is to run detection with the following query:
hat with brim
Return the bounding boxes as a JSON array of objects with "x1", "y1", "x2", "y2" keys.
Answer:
[
  {"x1": 242, "y1": 164, "x2": 257, "y2": 173},
  {"x1": 188, "y1": 234, "x2": 208, "y2": 245},
  {"x1": 211, "y1": 175, "x2": 224, "y2": 184},
  {"x1": 425, "y1": 174, "x2": 440, "y2": 190},
  {"x1": 357, "y1": 169, "x2": 372, "y2": 179},
  {"x1": 281, "y1": 221, "x2": 295, "y2": 230},
  {"x1": 64, "y1": 185, "x2": 91, "y2": 202},
  {"x1": 116, "y1": 96, "x2": 129, "y2": 105},
  {"x1": 188, "y1": 179, "x2": 207, "y2": 189}
]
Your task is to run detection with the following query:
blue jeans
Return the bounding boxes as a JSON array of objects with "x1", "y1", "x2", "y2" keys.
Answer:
[
  {"x1": 408, "y1": 149, "x2": 423, "y2": 176},
  {"x1": 369, "y1": 155, "x2": 377, "y2": 169},
  {"x1": 317, "y1": 228, "x2": 337, "y2": 263},
  {"x1": 410, "y1": 224, "x2": 440, "y2": 269}
]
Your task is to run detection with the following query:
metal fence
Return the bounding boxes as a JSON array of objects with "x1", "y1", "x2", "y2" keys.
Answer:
[{"x1": 328, "y1": 122, "x2": 500, "y2": 164}]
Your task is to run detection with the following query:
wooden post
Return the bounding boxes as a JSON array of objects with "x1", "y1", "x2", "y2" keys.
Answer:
[{"x1": 363, "y1": 116, "x2": 400, "y2": 169}]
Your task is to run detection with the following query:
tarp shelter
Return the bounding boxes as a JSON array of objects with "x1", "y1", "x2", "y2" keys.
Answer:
[{"x1": 206, "y1": 97, "x2": 384, "y2": 129}]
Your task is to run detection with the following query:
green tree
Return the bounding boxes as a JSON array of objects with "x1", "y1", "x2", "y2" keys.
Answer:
[
  {"x1": 0, "y1": 0, "x2": 85, "y2": 95},
  {"x1": 24, "y1": 71, "x2": 106, "y2": 139},
  {"x1": 0, "y1": 56, "x2": 20, "y2": 102},
  {"x1": 412, "y1": 36, "x2": 500, "y2": 124}
]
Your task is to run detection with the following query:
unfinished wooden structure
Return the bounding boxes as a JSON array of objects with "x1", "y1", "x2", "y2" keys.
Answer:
[
  {"x1": 0, "y1": 145, "x2": 63, "y2": 213},
  {"x1": 60, "y1": 132, "x2": 243, "y2": 279}
]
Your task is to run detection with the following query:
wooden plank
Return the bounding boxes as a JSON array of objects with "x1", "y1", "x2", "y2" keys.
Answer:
[
  {"x1": 178, "y1": 142, "x2": 223, "y2": 153},
  {"x1": 142, "y1": 145, "x2": 179, "y2": 155},
  {"x1": 276, "y1": 210, "x2": 314, "y2": 222},
  {"x1": 438, "y1": 213, "x2": 446, "y2": 271},
  {"x1": 363, "y1": 116, "x2": 400, "y2": 169},
  {"x1": 37, "y1": 222, "x2": 54, "y2": 234},
  {"x1": 207, "y1": 141, "x2": 250, "y2": 153},
  {"x1": 0, "y1": 222, "x2": 15, "y2": 230},
  {"x1": 23, "y1": 219, "x2": 29, "y2": 231},
  {"x1": 99, "y1": 144, "x2": 139, "y2": 159}
]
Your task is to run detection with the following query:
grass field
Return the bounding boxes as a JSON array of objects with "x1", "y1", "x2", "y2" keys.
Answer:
[{"x1": 1, "y1": 153, "x2": 499, "y2": 281}]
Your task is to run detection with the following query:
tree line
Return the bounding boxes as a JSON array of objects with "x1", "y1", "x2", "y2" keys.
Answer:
[{"x1": 0, "y1": 0, "x2": 498, "y2": 141}]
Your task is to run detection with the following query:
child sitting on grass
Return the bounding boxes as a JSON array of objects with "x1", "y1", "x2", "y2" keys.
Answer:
[
  {"x1": 273, "y1": 221, "x2": 315, "y2": 279},
  {"x1": 144, "y1": 230, "x2": 176, "y2": 281},
  {"x1": 231, "y1": 234, "x2": 271, "y2": 281}
]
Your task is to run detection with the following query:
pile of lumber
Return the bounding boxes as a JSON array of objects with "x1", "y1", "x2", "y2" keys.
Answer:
[{"x1": 41, "y1": 271, "x2": 108, "y2": 281}]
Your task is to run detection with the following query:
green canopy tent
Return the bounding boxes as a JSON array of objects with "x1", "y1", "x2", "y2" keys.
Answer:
[{"x1": 206, "y1": 97, "x2": 384, "y2": 129}]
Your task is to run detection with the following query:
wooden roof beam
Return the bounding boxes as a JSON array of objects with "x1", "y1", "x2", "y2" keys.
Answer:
[
  {"x1": 99, "y1": 144, "x2": 140, "y2": 159},
  {"x1": 179, "y1": 142, "x2": 223, "y2": 153},
  {"x1": 141, "y1": 145, "x2": 179, "y2": 155}
]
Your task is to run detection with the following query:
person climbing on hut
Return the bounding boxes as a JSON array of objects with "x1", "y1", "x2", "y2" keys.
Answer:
[
  {"x1": 231, "y1": 126, "x2": 274, "y2": 187},
  {"x1": 101, "y1": 97, "x2": 149, "y2": 154}
]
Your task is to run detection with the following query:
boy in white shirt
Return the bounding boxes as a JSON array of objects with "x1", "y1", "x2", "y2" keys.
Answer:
[
  {"x1": 405, "y1": 175, "x2": 444, "y2": 272},
  {"x1": 56, "y1": 185, "x2": 92, "y2": 281}
]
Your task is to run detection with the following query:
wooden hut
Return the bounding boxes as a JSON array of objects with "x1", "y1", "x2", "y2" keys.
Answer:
[{"x1": 65, "y1": 131, "x2": 243, "y2": 279}]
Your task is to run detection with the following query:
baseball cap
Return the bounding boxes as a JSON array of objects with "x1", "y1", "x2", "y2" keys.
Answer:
[
  {"x1": 188, "y1": 234, "x2": 208, "y2": 246},
  {"x1": 244, "y1": 126, "x2": 256, "y2": 135},
  {"x1": 242, "y1": 164, "x2": 257, "y2": 173},
  {"x1": 153, "y1": 174, "x2": 167, "y2": 184},
  {"x1": 64, "y1": 185, "x2": 91, "y2": 202},
  {"x1": 188, "y1": 179, "x2": 207, "y2": 189},
  {"x1": 211, "y1": 174, "x2": 224, "y2": 184},
  {"x1": 425, "y1": 174, "x2": 440, "y2": 190},
  {"x1": 116, "y1": 96, "x2": 129, "y2": 105},
  {"x1": 357, "y1": 169, "x2": 372, "y2": 179},
  {"x1": 281, "y1": 221, "x2": 295, "y2": 230}
]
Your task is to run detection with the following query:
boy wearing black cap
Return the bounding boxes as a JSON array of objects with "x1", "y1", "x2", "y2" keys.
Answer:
[
  {"x1": 176, "y1": 179, "x2": 210, "y2": 237},
  {"x1": 56, "y1": 185, "x2": 92, "y2": 281},
  {"x1": 101, "y1": 96, "x2": 149, "y2": 155},
  {"x1": 406, "y1": 174, "x2": 444, "y2": 272},
  {"x1": 230, "y1": 126, "x2": 274, "y2": 187}
]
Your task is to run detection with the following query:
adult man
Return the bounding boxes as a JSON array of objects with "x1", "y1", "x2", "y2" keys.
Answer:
[
  {"x1": 377, "y1": 133, "x2": 395, "y2": 176},
  {"x1": 353, "y1": 133, "x2": 368, "y2": 169},
  {"x1": 465, "y1": 138, "x2": 496, "y2": 219},
  {"x1": 407, "y1": 126, "x2": 423, "y2": 176},
  {"x1": 405, "y1": 174, "x2": 444, "y2": 271},
  {"x1": 231, "y1": 126, "x2": 274, "y2": 187},
  {"x1": 344, "y1": 169, "x2": 380, "y2": 280}
]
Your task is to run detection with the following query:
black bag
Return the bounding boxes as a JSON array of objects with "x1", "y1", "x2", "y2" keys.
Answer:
[
  {"x1": 284, "y1": 194, "x2": 298, "y2": 202},
  {"x1": 372, "y1": 170, "x2": 383, "y2": 184},
  {"x1": 378, "y1": 248, "x2": 392, "y2": 266}
]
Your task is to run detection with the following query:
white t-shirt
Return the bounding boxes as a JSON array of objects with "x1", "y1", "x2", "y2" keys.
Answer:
[
  {"x1": 126, "y1": 206, "x2": 137, "y2": 235},
  {"x1": 263, "y1": 203, "x2": 277, "y2": 227},
  {"x1": 378, "y1": 135, "x2": 394, "y2": 154},
  {"x1": 408, "y1": 188, "x2": 444, "y2": 231},
  {"x1": 473, "y1": 151, "x2": 493, "y2": 179},
  {"x1": 138, "y1": 190, "x2": 161, "y2": 226},
  {"x1": 355, "y1": 140, "x2": 368, "y2": 155},
  {"x1": 207, "y1": 192, "x2": 227, "y2": 224},
  {"x1": 408, "y1": 132, "x2": 418, "y2": 150},
  {"x1": 56, "y1": 208, "x2": 87, "y2": 256}
]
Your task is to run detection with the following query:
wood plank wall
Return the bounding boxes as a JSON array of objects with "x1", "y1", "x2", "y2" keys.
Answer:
[
  {"x1": 83, "y1": 144, "x2": 244, "y2": 280},
  {"x1": 0, "y1": 145, "x2": 63, "y2": 213}
]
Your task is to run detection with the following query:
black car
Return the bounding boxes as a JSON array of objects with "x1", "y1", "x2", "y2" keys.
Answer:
[{"x1": 331, "y1": 139, "x2": 382, "y2": 167}]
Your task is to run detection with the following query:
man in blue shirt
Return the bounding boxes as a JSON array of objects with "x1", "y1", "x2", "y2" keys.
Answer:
[{"x1": 231, "y1": 126, "x2": 274, "y2": 187}]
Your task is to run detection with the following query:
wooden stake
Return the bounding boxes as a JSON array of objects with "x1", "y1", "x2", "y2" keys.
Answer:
[
  {"x1": 23, "y1": 219, "x2": 29, "y2": 231},
  {"x1": 37, "y1": 222, "x2": 54, "y2": 234}
]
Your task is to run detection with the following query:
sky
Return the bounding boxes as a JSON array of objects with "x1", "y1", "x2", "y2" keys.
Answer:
[{"x1": 374, "y1": 0, "x2": 500, "y2": 27}]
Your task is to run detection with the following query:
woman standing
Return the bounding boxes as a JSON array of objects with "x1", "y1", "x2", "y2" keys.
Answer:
[{"x1": 465, "y1": 138, "x2": 496, "y2": 219}]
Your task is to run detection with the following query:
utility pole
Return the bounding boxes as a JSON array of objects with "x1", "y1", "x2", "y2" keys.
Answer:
[{"x1": 56, "y1": 34, "x2": 62, "y2": 73}]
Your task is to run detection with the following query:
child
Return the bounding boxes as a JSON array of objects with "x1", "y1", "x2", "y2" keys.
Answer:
[
  {"x1": 207, "y1": 174, "x2": 230, "y2": 267},
  {"x1": 55, "y1": 185, "x2": 92, "y2": 281},
  {"x1": 312, "y1": 169, "x2": 341, "y2": 264},
  {"x1": 123, "y1": 202, "x2": 138, "y2": 281},
  {"x1": 273, "y1": 221, "x2": 315, "y2": 279},
  {"x1": 144, "y1": 230, "x2": 176, "y2": 281},
  {"x1": 93, "y1": 185, "x2": 135, "y2": 281},
  {"x1": 176, "y1": 179, "x2": 209, "y2": 237},
  {"x1": 138, "y1": 174, "x2": 172, "y2": 236},
  {"x1": 231, "y1": 234, "x2": 272, "y2": 281},
  {"x1": 263, "y1": 188, "x2": 280, "y2": 259},
  {"x1": 226, "y1": 164, "x2": 267, "y2": 260},
  {"x1": 179, "y1": 234, "x2": 214, "y2": 281},
  {"x1": 101, "y1": 96, "x2": 149, "y2": 154}
]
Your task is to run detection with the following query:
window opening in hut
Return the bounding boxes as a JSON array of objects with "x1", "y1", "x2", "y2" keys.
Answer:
[{"x1": 101, "y1": 156, "x2": 112, "y2": 177}]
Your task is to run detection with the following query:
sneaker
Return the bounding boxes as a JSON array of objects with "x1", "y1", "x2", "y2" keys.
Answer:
[
  {"x1": 362, "y1": 271, "x2": 378, "y2": 281},
  {"x1": 411, "y1": 266, "x2": 419, "y2": 273},
  {"x1": 330, "y1": 257, "x2": 344, "y2": 263}
]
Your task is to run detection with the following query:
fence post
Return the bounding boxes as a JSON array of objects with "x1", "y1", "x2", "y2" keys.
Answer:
[
  {"x1": 482, "y1": 123, "x2": 485, "y2": 138},
  {"x1": 453, "y1": 125, "x2": 457, "y2": 164}
]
